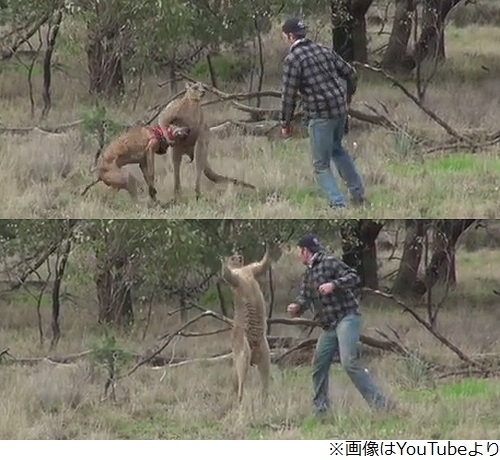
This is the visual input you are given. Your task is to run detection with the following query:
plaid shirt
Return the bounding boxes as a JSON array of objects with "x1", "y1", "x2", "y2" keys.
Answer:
[
  {"x1": 281, "y1": 38, "x2": 357, "y2": 127},
  {"x1": 295, "y1": 251, "x2": 361, "y2": 328}
]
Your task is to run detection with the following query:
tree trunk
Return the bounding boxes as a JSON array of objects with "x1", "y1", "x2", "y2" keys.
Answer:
[
  {"x1": 413, "y1": 0, "x2": 460, "y2": 66},
  {"x1": 420, "y1": 219, "x2": 476, "y2": 294},
  {"x1": 330, "y1": 0, "x2": 374, "y2": 62},
  {"x1": 41, "y1": 10, "x2": 63, "y2": 119},
  {"x1": 381, "y1": 0, "x2": 416, "y2": 72},
  {"x1": 95, "y1": 249, "x2": 134, "y2": 328},
  {"x1": 85, "y1": 7, "x2": 125, "y2": 99},
  {"x1": 392, "y1": 219, "x2": 427, "y2": 297},
  {"x1": 50, "y1": 236, "x2": 71, "y2": 350},
  {"x1": 422, "y1": 2, "x2": 446, "y2": 60},
  {"x1": 341, "y1": 220, "x2": 383, "y2": 289}
]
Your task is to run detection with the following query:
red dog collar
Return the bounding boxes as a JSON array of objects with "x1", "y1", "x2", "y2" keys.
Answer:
[
  {"x1": 164, "y1": 126, "x2": 175, "y2": 142},
  {"x1": 149, "y1": 125, "x2": 175, "y2": 142}
]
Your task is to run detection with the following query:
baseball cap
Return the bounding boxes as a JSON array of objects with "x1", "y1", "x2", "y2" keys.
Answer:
[
  {"x1": 282, "y1": 17, "x2": 307, "y2": 36},
  {"x1": 297, "y1": 233, "x2": 322, "y2": 253}
]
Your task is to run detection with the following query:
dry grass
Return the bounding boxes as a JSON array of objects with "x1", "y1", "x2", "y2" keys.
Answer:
[
  {"x1": 1, "y1": 23, "x2": 500, "y2": 218},
  {"x1": 1, "y1": 245, "x2": 499, "y2": 440}
]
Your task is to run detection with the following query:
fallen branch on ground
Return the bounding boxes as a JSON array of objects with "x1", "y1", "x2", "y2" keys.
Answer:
[
  {"x1": 0, "y1": 348, "x2": 10, "y2": 360},
  {"x1": 0, "y1": 119, "x2": 83, "y2": 136},
  {"x1": 176, "y1": 71, "x2": 408, "y2": 132},
  {"x1": 267, "y1": 317, "x2": 409, "y2": 355},
  {"x1": 184, "y1": 300, "x2": 412, "y2": 356},
  {"x1": 0, "y1": 349, "x2": 92, "y2": 365},
  {"x1": 423, "y1": 128, "x2": 500, "y2": 154},
  {"x1": 176, "y1": 73, "x2": 500, "y2": 153},
  {"x1": 156, "y1": 353, "x2": 233, "y2": 381},
  {"x1": 363, "y1": 287, "x2": 488, "y2": 371},
  {"x1": 118, "y1": 310, "x2": 229, "y2": 380},
  {"x1": 435, "y1": 368, "x2": 498, "y2": 379},
  {"x1": 354, "y1": 62, "x2": 474, "y2": 146},
  {"x1": 274, "y1": 338, "x2": 317, "y2": 364},
  {"x1": 5, "y1": 73, "x2": 499, "y2": 156}
]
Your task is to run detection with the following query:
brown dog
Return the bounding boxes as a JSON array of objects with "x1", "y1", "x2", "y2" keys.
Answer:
[
  {"x1": 221, "y1": 242, "x2": 282, "y2": 404},
  {"x1": 81, "y1": 123, "x2": 190, "y2": 202}
]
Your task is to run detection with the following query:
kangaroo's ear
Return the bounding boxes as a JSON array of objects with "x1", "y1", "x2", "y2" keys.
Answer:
[
  {"x1": 267, "y1": 240, "x2": 283, "y2": 262},
  {"x1": 185, "y1": 81, "x2": 192, "y2": 90}
]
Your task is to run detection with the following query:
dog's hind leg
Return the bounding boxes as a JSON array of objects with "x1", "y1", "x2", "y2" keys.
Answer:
[{"x1": 101, "y1": 167, "x2": 138, "y2": 202}]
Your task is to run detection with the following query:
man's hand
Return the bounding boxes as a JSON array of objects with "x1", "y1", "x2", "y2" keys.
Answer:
[
  {"x1": 287, "y1": 303, "x2": 300, "y2": 317},
  {"x1": 281, "y1": 125, "x2": 292, "y2": 139},
  {"x1": 318, "y1": 282, "x2": 335, "y2": 295}
]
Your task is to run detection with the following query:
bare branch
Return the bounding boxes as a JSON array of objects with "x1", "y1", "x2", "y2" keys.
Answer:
[
  {"x1": 274, "y1": 338, "x2": 317, "y2": 364},
  {"x1": 354, "y1": 62, "x2": 474, "y2": 146},
  {"x1": 1, "y1": 14, "x2": 50, "y2": 61},
  {"x1": 0, "y1": 119, "x2": 84, "y2": 136},
  {"x1": 118, "y1": 310, "x2": 230, "y2": 380},
  {"x1": 156, "y1": 353, "x2": 233, "y2": 375},
  {"x1": 363, "y1": 287, "x2": 487, "y2": 370},
  {"x1": 7, "y1": 220, "x2": 80, "y2": 292},
  {"x1": 1, "y1": 349, "x2": 92, "y2": 365},
  {"x1": 178, "y1": 327, "x2": 231, "y2": 338}
]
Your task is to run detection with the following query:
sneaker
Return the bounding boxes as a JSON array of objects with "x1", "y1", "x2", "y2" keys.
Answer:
[
  {"x1": 352, "y1": 196, "x2": 370, "y2": 207},
  {"x1": 313, "y1": 408, "x2": 330, "y2": 419}
]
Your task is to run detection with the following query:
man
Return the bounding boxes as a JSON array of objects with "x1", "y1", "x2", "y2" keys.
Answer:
[
  {"x1": 287, "y1": 234, "x2": 388, "y2": 416},
  {"x1": 280, "y1": 17, "x2": 367, "y2": 209}
]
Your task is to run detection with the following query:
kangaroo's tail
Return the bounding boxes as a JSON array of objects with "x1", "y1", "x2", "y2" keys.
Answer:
[{"x1": 203, "y1": 164, "x2": 256, "y2": 190}]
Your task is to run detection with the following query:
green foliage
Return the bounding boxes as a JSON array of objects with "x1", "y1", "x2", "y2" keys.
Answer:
[
  {"x1": 0, "y1": 219, "x2": 368, "y2": 327},
  {"x1": 0, "y1": 219, "x2": 378, "y2": 299},
  {"x1": 0, "y1": 0, "x2": 334, "y2": 104},
  {"x1": 0, "y1": 220, "x2": 71, "y2": 261},
  {"x1": 0, "y1": 221, "x2": 16, "y2": 242},
  {"x1": 79, "y1": 105, "x2": 124, "y2": 147},
  {"x1": 90, "y1": 329, "x2": 133, "y2": 374},
  {"x1": 0, "y1": 0, "x2": 60, "y2": 23},
  {"x1": 392, "y1": 130, "x2": 419, "y2": 159}
]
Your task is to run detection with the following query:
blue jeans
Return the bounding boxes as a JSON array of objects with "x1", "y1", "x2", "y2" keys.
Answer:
[
  {"x1": 308, "y1": 116, "x2": 365, "y2": 208},
  {"x1": 312, "y1": 312, "x2": 388, "y2": 414}
]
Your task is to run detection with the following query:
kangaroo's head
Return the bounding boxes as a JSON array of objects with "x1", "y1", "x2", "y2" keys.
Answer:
[{"x1": 184, "y1": 81, "x2": 206, "y2": 101}]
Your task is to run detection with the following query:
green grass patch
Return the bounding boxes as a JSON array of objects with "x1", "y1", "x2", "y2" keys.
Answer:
[
  {"x1": 282, "y1": 185, "x2": 323, "y2": 206},
  {"x1": 388, "y1": 153, "x2": 500, "y2": 178},
  {"x1": 108, "y1": 412, "x2": 216, "y2": 440},
  {"x1": 299, "y1": 412, "x2": 406, "y2": 439},
  {"x1": 401, "y1": 378, "x2": 499, "y2": 403}
]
